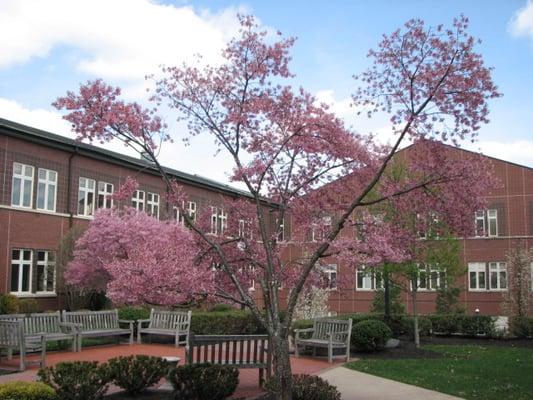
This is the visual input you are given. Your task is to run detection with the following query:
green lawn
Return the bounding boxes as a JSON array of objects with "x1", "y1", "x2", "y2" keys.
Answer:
[{"x1": 346, "y1": 345, "x2": 533, "y2": 400}]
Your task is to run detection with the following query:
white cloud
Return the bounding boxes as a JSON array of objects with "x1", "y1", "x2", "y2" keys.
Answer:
[
  {"x1": 510, "y1": 0, "x2": 533, "y2": 40},
  {"x1": 466, "y1": 140, "x2": 533, "y2": 168},
  {"x1": 0, "y1": 0, "x2": 247, "y2": 93}
]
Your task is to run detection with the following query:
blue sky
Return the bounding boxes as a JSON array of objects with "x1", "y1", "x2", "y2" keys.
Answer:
[{"x1": 1, "y1": 0, "x2": 532, "y2": 184}]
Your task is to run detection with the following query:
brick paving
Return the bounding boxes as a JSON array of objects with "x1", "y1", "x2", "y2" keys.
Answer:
[{"x1": 0, "y1": 343, "x2": 338, "y2": 398}]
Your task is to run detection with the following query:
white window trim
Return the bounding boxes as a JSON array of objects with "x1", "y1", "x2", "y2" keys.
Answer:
[
  {"x1": 487, "y1": 209, "x2": 498, "y2": 237},
  {"x1": 97, "y1": 181, "x2": 114, "y2": 209},
  {"x1": 468, "y1": 262, "x2": 487, "y2": 292},
  {"x1": 36, "y1": 168, "x2": 57, "y2": 212},
  {"x1": 188, "y1": 201, "x2": 197, "y2": 222},
  {"x1": 10, "y1": 249, "x2": 32, "y2": 294},
  {"x1": 474, "y1": 210, "x2": 486, "y2": 237},
  {"x1": 11, "y1": 162, "x2": 34, "y2": 209},
  {"x1": 78, "y1": 177, "x2": 96, "y2": 217},
  {"x1": 132, "y1": 190, "x2": 145, "y2": 212},
  {"x1": 147, "y1": 192, "x2": 160, "y2": 218},
  {"x1": 36, "y1": 250, "x2": 56, "y2": 294},
  {"x1": 321, "y1": 264, "x2": 337, "y2": 291},
  {"x1": 489, "y1": 261, "x2": 507, "y2": 291}
]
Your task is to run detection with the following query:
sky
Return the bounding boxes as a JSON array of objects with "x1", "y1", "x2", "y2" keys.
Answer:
[{"x1": 1, "y1": 0, "x2": 532, "y2": 187}]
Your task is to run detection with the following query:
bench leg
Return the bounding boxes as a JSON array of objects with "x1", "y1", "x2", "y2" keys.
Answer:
[
  {"x1": 137, "y1": 330, "x2": 142, "y2": 344},
  {"x1": 294, "y1": 341, "x2": 299, "y2": 358},
  {"x1": 78, "y1": 335, "x2": 82, "y2": 352},
  {"x1": 129, "y1": 331, "x2": 133, "y2": 345},
  {"x1": 41, "y1": 336, "x2": 46, "y2": 369},
  {"x1": 7, "y1": 348, "x2": 12, "y2": 360},
  {"x1": 328, "y1": 343, "x2": 333, "y2": 364},
  {"x1": 19, "y1": 346, "x2": 25, "y2": 372},
  {"x1": 259, "y1": 367, "x2": 264, "y2": 387}
]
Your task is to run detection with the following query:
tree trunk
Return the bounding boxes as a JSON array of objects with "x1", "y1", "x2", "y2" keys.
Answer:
[
  {"x1": 384, "y1": 273, "x2": 391, "y2": 324},
  {"x1": 270, "y1": 333, "x2": 293, "y2": 400},
  {"x1": 411, "y1": 288, "x2": 420, "y2": 348}
]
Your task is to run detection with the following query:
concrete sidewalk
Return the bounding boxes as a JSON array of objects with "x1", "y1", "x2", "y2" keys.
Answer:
[{"x1": 319, "y1": 366, "x2": 463, "y2": 400}]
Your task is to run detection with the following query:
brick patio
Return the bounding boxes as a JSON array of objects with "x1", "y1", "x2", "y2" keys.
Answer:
[{"x1": 0, "y1": 343, "x2": 339, "y2": 398}]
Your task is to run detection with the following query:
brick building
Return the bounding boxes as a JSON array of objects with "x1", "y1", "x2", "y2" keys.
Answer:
[
  {"x1": 0, "y1": 118, "x2": 258, "y2": 310},
  {"x1": 1, "y1": 117, "x2": 532, "y2": 316}
]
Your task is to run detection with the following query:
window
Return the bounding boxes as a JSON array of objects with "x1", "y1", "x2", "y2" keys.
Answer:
[
  {"x1": 211, "y1": 207, "x2": 227, "y2": 235},
  {"x1": 416, "y1": 265, "x2": 445, "y2": 291},
  {"x1": 36, "y1": 251, "x2": 55, "y2": 293},
  {"x1": 320, "y1": 264, "x2": 337, "y2": 290},
  {"x1": 11, "y1": 162, "x2": 34, "y2": 208},
  {"x1": 311, "y1": 216, "x2": 332, "y2": 242},
  {"x1": 36, "y1": 168, "x2": 57, "y2": 212},
  {"x1": 10, "y1": 249, "x2": 32, "y2": 294},
  {"x1": 77, "y1": 177, "x2": 95, "y2": 216},
  {"x1": 188, "y1": 202, "x2": 197, "y2": 222},
  {"x1": 147, "y1": 192, "x2": 160, "y2": 218},
  {"x1": 132, "y1": 190, "x2": 145, "y2": 211},
  {"x1": 356, "y1": 267, "x2": 383, "y2": 290},
  {"x1": 469, "y1": 262, "x2": 486, "y2": 291},
  {"x1": 97, "y1": 182, "x2": 114, "y2": 209},
  {"x1": 276, "y1": 218, "x2": 285, "y2": 242},
  {"x1": 474, "y1": 210, "x2": 485, "y2": 237},
  {"x1": 489, "y1": 262, "x2": 507, "y2": 290},
  {"x1": 487, "y1": 209, "x2": 498, "y2": 237}
]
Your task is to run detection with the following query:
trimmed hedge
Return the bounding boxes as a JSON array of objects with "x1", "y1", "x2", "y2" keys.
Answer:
[
  {"x1": 0, "y1": 293, "x2": 19, "y2": 314},
  {"x1": 191, "y1": 310, "x2": 265, "y2": 335},
  {"x1": 0, "y1": 381, "x2": 57, "y2": 400},
  {"x1": 117, "y1": 306, "x2": 151, "y2": 322},
  {"x1": 429, "y1": 314, "x2": 496, "y2": 337},
  {"x1": 352, "y1": 320, "x2": 391, "y2": 352},
  {"x1": 108, "y1": 355, "x2": 168, "y2": 396},
  {"x1": 265, "y1": 374, "x2": 341, "y2": 400}
]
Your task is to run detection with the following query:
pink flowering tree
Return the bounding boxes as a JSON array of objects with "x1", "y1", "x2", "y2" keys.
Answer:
[{"x1": 55, "y1": 15, "x2": 500, "y2": 399}]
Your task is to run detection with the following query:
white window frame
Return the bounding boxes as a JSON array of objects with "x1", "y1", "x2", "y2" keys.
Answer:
[
  {"x1": 468, "y1": 262, "x2": 487, "y2": 291},
  {"x1": 36, "y1": 168, "x2": 57, "y2": 212},
  {"x1": 132, "y1": 190, "x2": 145, "y2": 211},
  {"x1": 97, "y1": 181, "x2": 114, "y2": 209},
  {"x1": 489, "y1": 262, "x2": 507, "y2": 291},
  {"x1": 321, "y1": 264, "x2": 337, "y2": 290},
  {"x1": 147, "y1": 192, "x2": 160, "y2": 218},
  {"x1": 487, "y1": 209, "x2": 498, "y2": 237},
  {"x1": 211, "y1": 207, "x2": 227, "y2": 236},
  {"x1": 356, "y1": 267, "x2": 374, "y2": 291},
  {"x1": 77, "y1": 177, "x2": 96, "y2": 217},
  {"x1": 276, "y1": 218, "x2": 285, "y2": 242},
  {"x1": 474, "y1": 210, "x2": 485, "y2": 237},
  {"x1": 187, "y1": 201, "x2": 197, "y2": 222},
  {"x1": 10, "y1": 249, "x2": 33, "y2": 294},
  {"x1": 11, "y1": 162, "x2": 34, "y2": 209},
  {"x1": 36, "y1": 250, "x2": 56, "y2": 294}
]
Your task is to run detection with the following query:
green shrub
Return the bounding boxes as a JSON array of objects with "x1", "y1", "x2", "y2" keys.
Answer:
[
  {"x1": 38, "y1": 361, "x2": 110, "y2": 400},
  {"x1": 0, "y1": 381, "x2": 57, "y2": 400},
  {"x1": 265, "y1": 374, "x2": 341, "y2": 400},
  {"x1": 402, "y1": 316, "x2": 432, "y2": 339},
  {"x1": 509, "y1": 316, "x2": 533, "y2": 338},
  {"x1": 351, "y1": 320, "x2": 392, "y2": 352},
  {"x1": 191, "y1": 311, "x2": 264, "y2": 335},
  {"x1": 117, "y1": 306, "x2": 150, "y2": 322},
  {"x1": 18, "y1": 298, "x2": 39, "y2": 314},
  {"x1": 168, "y1": 363, "x2": 239, "y2": 400},
  {"x1": 209, "y1": 303, "x2": 235, "y2": 312},
  {"x1": 0, "y1": 293, "x2": 19, "y2": 314},
  {"x1": 428, "y1": 314, "x2": 495, "y2": 337},
  {"x1": 108, "y1": 355, "x2": 167, "y2": 396},
  {"x1": 370, "y1": 285, "x2": 405, "y2": 315}
]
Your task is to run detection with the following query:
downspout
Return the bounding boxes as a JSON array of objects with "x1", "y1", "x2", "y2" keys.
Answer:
[{"x1": 67, "y1": 147, "x2": 78, "y2": 228}]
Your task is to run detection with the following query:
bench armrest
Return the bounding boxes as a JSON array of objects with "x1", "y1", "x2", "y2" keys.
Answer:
[
  {"x1": 137, "y1": 319, "x2": 151, "y2": 329},
  {"x1": 118, "y1": 320, "x2": 134, "y2": 329},
  {"x1": 294, "y1": 328, "x2": 314, "y2": 340},
  {"x1": 59, "y1": 322, "x2": 82, "y2": 334}
]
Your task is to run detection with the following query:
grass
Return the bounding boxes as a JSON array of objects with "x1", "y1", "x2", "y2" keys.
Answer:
[{"x1": 346, "y1": 344, "x2": 533, "y2": 400}]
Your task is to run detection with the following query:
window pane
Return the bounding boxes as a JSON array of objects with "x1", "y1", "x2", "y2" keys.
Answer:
[
  {"x1": 14, "y1": 163, "x2": 22, "y2": 175},
  {"x1": 24, "y1": 166, "x2": 33, "y2": 177},
  {"x1": 37, "y1": 182, "x2": 46, "y2": 209},
  {"x1": 47, "y1": 185, "x2": 55, "y2": 210},
  {"x1": 38, "y1": 169, "x2": 46, "y2": 180},
  {"x1": 470, "y1": 272, "x2": 476, "y2": 289},
  {"x1": 87, "y1": 192, "x2": 94, "y2": 215},
  {"x1": 12, "y1": 177, "x2": 21, "y2": 205},
  {"x1": 46, "y1": 268, "x2": 55, "y2": 292},
  {"x1": 479, "y1": 272, "x2": 486, "y2": 289},
  {"x1": 49, "y1": 171, "x2": 57, "y2": 182},
  {"x1": 78, "y1": 190, "x2": 85, "y2": 214},
  {"x1": 22, "y1": 180, "x2": 32, "y2": 207},
  {"x1": 37, "y1": 265, "x2": 45, "y2": 292},
  {"x1": 12, "y1": 249, "x2": 20, "y2": 260},
  {"x1": 10, "y1": 264, "x2": 19, "y2": 292},
  {"x1": 357, "y1": 272, "x2": 363, "y2": 288},
  {"x1": 37, "y1": 251, "x2": 45, "y2": 261},
  {"x1": 500, "y1": 271, "x2": 507, "y2": 289},
  {"x1": 21, "y1": 264, "x2": 30, "y2": 292},
  {"x1": 23, "y1": 250, "x2": 31, "y2": 261},
  {"x1": 490, "y1": 271, "x2": 498, "y2": 289}
]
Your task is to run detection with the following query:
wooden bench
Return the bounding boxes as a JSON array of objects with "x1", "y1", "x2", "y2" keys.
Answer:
[
  {"x1": 0, "y1": 311, "x2": 78, "y2": 353},
  {"x1": 62, "y1": 309, "x2": 134, "y2": 351},
  {"x1": 294, "y1": 318, "x2": 352, "y2": 363},
  {"x1": 186, "y1": 333, "x2": 271, "y2": 385},
  {"x1": 137, "y1": 309, "x2": 191, "y2": 347},
  {"x1": 0, "y1": 319, "x2": 46, "y2": 371}
]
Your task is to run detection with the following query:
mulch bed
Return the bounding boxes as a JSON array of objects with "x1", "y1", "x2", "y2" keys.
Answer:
[{"x1": 105, "y1": 390, "x2": 173, "y2": 399}]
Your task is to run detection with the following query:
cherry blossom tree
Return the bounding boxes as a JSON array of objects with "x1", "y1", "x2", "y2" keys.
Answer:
[{"x1": 55, "y1": 15, "x2": 500, "y2": 399}]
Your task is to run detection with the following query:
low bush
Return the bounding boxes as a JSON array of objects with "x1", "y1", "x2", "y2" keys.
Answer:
[
  {"x1": 352, "y1": 320, "x2": 392, "y2": 352},
  {"x1": 168, "y1": 363, "x2": 239, "y2": 400},
  {"x1": 0, "y1": 293, "x2": 19, "y2": 314},
  {"x1": 428, "y1": 314, "x2": 496, "y2": 337},
  {"x1": 191, "y1": 310, "x2": 265, "y2": 335},
  {"x1": 38, "y1": 361, "x2": 110, "y2": 400},
  {"x1": 509, "y1": 316, "x2": 533, "y2": 338},
  {"x1": 0, "y1": 381, "x2": 57, "y2": 400},
  {"x1": 18, "y1": 298, "x2": 39, "y2": 314},
  {"x1": 117, "y1": 306, "x2": 151, "y2": 322},
  {"x1": 265, "y1": 374, "x2": 341, "y2": 400},
  {"x1": 209, "y1": 303, "x2": 235, "y2": 312},
  {"x1": 108, "y1": 355, "x2": 168, "y2": 396},
  {"x1": 401, "y1": 316, "x2": 432, "y2": 339}
]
